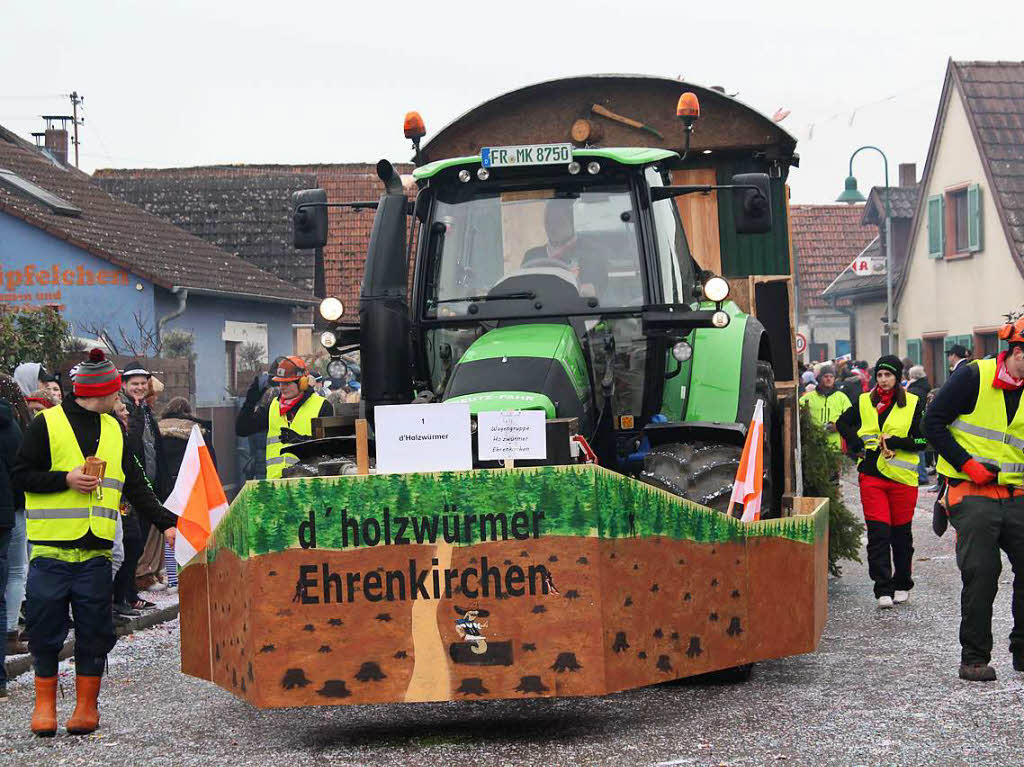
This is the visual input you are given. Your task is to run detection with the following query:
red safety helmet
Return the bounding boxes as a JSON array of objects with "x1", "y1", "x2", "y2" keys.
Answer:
[
  {"x1": 998, "y1": 317, "x2": 1024, "y2": 346},
  {"x1": 272, "y1": 355, "x2": 311, "y2": 390}
]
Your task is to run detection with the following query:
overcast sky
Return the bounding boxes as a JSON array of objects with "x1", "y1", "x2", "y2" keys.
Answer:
[{"x1": 3, "y1": 0, "x2": 1022, "y2": 203}]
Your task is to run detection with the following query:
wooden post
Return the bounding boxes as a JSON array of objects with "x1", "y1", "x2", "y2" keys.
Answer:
[
  {"x1": 355, "y1": 418, "x2": 369, "y2": 475},
  {"x1": 504, "y1": 459, "x2": 515, "y2": 470}
]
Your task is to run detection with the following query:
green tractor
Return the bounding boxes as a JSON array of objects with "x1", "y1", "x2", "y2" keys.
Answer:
[{"x1": 295, "y1": 134, "x2": 782, "y2": 518}]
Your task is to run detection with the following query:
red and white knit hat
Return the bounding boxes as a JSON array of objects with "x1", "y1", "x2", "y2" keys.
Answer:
[{"x1": 73, "y1": 349, "x2": 122, "y2": 398}]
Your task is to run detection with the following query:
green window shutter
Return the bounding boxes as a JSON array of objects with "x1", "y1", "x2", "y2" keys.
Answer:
[
  {"x1": 957, "y1": 334, "x2": 973, "y2": 352},
  {"x1": 927, "y1": 194, "x2": 945, "y2": 257},
  {"x1": 1000, "y1": 338, "x2": 1010, "y2": 352},
  {"x1": 907, "y1": 339, "x2": 922, "y2": 365},
  {"x1": 967, "y1": 184, "x2": 983, "y2": 252},
  {"x1": 943, "y1": 336, "x2": 955, "y2": 353}
]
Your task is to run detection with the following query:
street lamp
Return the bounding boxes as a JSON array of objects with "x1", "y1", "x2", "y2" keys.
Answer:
[{"x1": 837, "y1": 146, "x2": 895, "y2": 356}]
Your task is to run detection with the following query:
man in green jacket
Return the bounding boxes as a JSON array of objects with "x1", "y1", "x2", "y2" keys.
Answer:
[{"x1": 800, "y1": 364, "x2": 853, "y2": 450}]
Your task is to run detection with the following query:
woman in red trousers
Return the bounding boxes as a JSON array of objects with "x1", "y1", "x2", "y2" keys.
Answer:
[{"x1": 837, "y1": 355, "x2": 926, "y2": 608}]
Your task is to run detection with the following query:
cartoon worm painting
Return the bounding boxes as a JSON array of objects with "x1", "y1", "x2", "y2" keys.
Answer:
[{"x1": 454, "y1": 606, "x2": 490, "y2": 654}]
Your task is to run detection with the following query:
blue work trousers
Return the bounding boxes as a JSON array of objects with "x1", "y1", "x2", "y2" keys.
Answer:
[{"x1": 26, "y1": 556, "x2": 116, "y2": 677}]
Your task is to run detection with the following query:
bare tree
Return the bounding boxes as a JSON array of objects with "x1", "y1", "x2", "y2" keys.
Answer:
[{"x1": 79, "y1": 310, "x2": 159, "y2": 358}]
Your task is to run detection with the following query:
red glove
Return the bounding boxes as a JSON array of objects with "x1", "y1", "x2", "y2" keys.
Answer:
[{"x1": 962, "y1": 458, "x2": 997, "y2": 486}]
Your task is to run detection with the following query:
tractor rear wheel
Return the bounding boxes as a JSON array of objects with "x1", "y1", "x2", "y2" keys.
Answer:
[{"x1": 640, "y1": 360, "x2": 777, "y2": 518}]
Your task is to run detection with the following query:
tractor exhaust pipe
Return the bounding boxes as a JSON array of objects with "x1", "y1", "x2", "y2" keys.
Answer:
[{"x1": 360, "y1": 159, "x2": 413, "y2": 414}]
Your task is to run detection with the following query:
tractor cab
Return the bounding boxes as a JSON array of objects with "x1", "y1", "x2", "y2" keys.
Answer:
[{"x1": 407, "y1": 145, "x2": 763, "y2": 469}]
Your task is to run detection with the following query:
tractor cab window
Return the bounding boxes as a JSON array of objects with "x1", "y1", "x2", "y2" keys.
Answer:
[
  {"x1": 423, "y1": 182, "x2": 644, "y2": 317},
  {"x1": 645, "y1": 167, "x2": 696, "y2": 305}
]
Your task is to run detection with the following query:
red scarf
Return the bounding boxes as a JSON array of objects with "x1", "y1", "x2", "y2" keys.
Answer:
[
  {"x1": 994, "y1": 351, "x2": 1024, "y2": 391},
  {"x1": 874, "y1": 386, "x2": 896, "y2": 414},
  {"x1": 279, "y1": 394, "x2": 302, "y2": 418}
]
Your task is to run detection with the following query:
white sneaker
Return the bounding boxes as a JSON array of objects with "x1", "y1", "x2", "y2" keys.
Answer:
[
  {"x1": 878, "y1": 596, "x2": 894, "y2": 609},
  {"x1": 146, "y1": 582, "x2": 168, "y2": 592},
  {"x1": 894, "y1": 590, "x2": 910, "y2": 604}
]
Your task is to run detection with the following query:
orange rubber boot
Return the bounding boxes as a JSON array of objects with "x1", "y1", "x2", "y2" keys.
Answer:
[
  {"x1": 31, "y1": 675, "x2": 58, "y2": 737},
  {"x1": 65, "y1": 675, "x2": 102, "y2": 735}
]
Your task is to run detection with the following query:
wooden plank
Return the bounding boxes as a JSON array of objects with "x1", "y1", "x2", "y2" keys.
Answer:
[
  {"x1": 671, "y1": 168, "x2": 722, "y2": 274},
  {"x1": 355, "y1": 418, "x2": 369, "y2": 475}
]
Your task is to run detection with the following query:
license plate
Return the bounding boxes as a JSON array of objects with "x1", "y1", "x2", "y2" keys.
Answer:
[{"x1": 481, "y1": 143, "x2": 573, "y2": 168}]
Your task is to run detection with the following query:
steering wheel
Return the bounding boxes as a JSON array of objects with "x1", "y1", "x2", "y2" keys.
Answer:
[{"x1": 524, "y1": 257, "x2": 575, "y2": 271}]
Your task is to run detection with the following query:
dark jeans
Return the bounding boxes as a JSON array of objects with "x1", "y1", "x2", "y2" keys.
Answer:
[
  {"x1": 26, "y1": 555, "x2": 116, "y2": 677},
  {"x1": 948, "y1": 493, "x2": 1024, "y2": 665},
  {"x1": 0, "y1": 527, "x2": 10, "y2": 686},
  {"x1": 113, "y1": 513, "x2": 142, "y2": 606},
  {"x1": 865, "y1": 520, "x2": 915, "y2": 598}
]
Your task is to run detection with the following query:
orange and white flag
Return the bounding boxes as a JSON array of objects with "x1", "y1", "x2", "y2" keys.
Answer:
[
  {"x1": 729, "y1": 398, "x2": 764, "y2": 523},
  {"x1": 164, "y1": 425, "x2": 227, "y2": 566}
]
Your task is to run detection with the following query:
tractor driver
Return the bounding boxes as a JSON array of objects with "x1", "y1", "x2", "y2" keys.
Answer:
[
  {"x1": 522, "y1": 199, "x2": 608, "y2": 298},
  {"x1": 235, "y1": 356, "x2": 333, "y2": 479}
]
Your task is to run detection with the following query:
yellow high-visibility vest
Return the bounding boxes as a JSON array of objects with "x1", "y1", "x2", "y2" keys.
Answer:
[
  {"x1": 937, "y1": 358, "x2": 1024, "y2": 486},
  {"x1": 25, "y1": 406, "x2": 124, "y2": 544},
  {"x1": 265, "y1": 393, "x2": 325, "y2": 479},
  {"x1": 857, "y1": 391, "x2": 920, "y2": 487},
  {"x1": 800, "y1": 389, "x2": 852, "y2": 449}
]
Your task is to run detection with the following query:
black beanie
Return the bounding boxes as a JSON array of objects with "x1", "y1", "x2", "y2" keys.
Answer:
[{"x1": 875, "y1": 355, "x2": 903, "y2": 380}]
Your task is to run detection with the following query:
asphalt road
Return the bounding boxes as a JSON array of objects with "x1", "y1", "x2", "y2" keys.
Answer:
[{"x1": 1, "y1": 473, "x2": 1022, "y2": 767}]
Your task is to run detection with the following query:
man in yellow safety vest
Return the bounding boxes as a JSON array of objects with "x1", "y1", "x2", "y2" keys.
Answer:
[
  {"x1": 13, "y1": 349, "x2": 178, "y2": 736},
  {"x1": 235, "y1": 356, "x2": 333, "y2": 479},
  {"x1": 800, "y1": 364, "x2": 852, "y2": 450},
  {"x1": 925, "y1": 318, "x2": 1024, "y2": 682}
]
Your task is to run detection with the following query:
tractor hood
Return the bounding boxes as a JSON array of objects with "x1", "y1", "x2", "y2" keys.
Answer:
[{"x1": 442, "y1": 324, "x2": 593, "y2": 431}]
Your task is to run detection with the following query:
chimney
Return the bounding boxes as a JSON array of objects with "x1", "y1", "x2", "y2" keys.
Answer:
[
  {"x1": 898, "y1": 163, "x2": 916, "y2": 188},
  {"x1": 44, "y1": 128, "x2": 68, "y2": 165}
]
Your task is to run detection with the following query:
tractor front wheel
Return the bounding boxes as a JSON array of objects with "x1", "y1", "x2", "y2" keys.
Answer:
[{"x1": 640, "y1": 360, "x2": 777, "y2": 518}]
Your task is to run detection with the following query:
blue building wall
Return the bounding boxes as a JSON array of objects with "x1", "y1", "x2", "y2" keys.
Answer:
[
  {"x1": 154, "y1": 289, "x2": 295, "y2": 405},
  {"x1": 0, "y1": 211, "x2": 155, "y2": 345},
  {"x1": 2, "y1": 211, "x2": 299, "y2": 406}
]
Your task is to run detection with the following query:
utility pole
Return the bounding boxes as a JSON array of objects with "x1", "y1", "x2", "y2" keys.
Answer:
[{"x1": 69, "y1": 91, "x2": 84, "y2": 168}]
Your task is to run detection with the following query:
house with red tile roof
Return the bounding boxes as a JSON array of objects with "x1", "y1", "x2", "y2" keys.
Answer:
[
  {"x1": 790, "y1": 204, "x2": 877, "y2": 361},
  {"x1": 0, "y1": 124, "x2": 314, "y2": 404}
]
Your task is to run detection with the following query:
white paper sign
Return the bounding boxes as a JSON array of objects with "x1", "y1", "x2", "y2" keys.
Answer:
[
  {"x1": 477, "y1": 410, "x2": 547, "y2": 461},
  {"x1": 374, "y1": 403, "x2": 472, "y2": 474}
]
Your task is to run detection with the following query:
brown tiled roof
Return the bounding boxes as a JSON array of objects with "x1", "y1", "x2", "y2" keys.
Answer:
[
  {"x1": 954, "y1": 61, "x2": 1024, "y2": 266},
  {"x1": 864, "y1": 186, "x2": 920, "y2": 222},
  {"x1": 96, "y1": 163, "x2": 413, "y2": 313},
  {"x1": 0, "y1": 126, "x2": 313, "y2": 304},
  {"x1": 790, "y1": 204, "x2": 878, "y2": 311}
]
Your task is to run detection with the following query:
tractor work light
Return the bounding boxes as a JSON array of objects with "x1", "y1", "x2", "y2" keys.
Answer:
[
  {"x1": 327, "y1": 359, "x2": 348, "y2": 379},
  {"x1": 320, "y1": 331, "x2": 337, "y2": 349},
  {"x1": 458, "y1": 169, "x2": 471, "y2": 183},
  {"x1": 587, "y1": 161, "x2": 601, "y2": 175},
  {"x1": 671, "y1": 341, "x2": 693, "y2": 362},
  {"x1": 319, "y1": 297, "x2": 345, "y2": 322},
  {"x1": 711, "y1": 310, "x2": 730, "y2": 328},
  {"x1": 567, "y1": 161, "x2": 581, "y2": 175},
  {"x1": 477, "y1": 167, "x2": 490, "y2": 181},
  {"x1": 702, "y1": 276, "x2": 730, "y2": 303}
]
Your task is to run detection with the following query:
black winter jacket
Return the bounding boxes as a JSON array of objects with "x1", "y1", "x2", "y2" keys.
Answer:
[
  {"x1": 0, "y1": 398, "x2": 23, "y2": 530},
  {"x1": 121, "y1": 394, "x2": 170, "y2": 500},
  {"x1": 159, "y1": 415, "x2": 217, "y2": 487}
]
